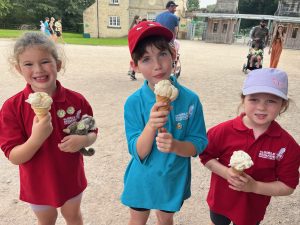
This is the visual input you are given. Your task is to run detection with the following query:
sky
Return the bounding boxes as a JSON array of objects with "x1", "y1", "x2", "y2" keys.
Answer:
[{"x1": 200, "y1": 0, "x2": 217, "y2": 8}]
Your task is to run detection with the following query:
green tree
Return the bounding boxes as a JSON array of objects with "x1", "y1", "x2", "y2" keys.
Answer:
[
  {"x1": 187, "y1": 0, "x2": 200, "y2": 11},
  {"x1": 0, "y1": 0, "x2": 95, "y2": 31},
  {"x1": 0, "y1": 0, "x2": 12, "y2": 18},
  {"x1": 238, "y1": 0, "x2": 279, "y2": 29}
]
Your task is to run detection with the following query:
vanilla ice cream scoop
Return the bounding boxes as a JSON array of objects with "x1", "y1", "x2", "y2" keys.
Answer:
[
  {"x1": 154, "y1": 80, "x2": 178, "y2": 101},
  {"x1": 229, "y1": 150, "x2": 254, "y2": 171},
  {"x1": 26, "y1": 92, "x2": 53, "y2": 108}
]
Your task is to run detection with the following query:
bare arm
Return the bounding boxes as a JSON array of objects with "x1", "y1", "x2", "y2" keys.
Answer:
[
  {"x1": 205, "y1": 158, "x2": 229, "y2": 179},
  {"x1": 136, "y1": 101, "x2": 169, "y2": 160},
  {"x1": 156, "y1": 129, "x2": 196, "y2": 157},
  {"x1": 231, "y1": 174, "x2": 294, "y2": 196},
  {"x1": 205, "y1": 158, "x2": 294, "y2": 196},
  {"x1": 9, "y1": 114, "x2": 53, "y2": 165},
  {"x1": 174, "y1": 26, "x2": 179, "y2": 39},
  {"x1": 58, "y1": 132, "x2": 97, "y2": 153}
]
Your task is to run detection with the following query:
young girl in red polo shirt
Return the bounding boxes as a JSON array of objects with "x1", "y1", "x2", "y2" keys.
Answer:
[
  {"x1": 0, "y1": 32, "x2": 97, "y2": 225},
  {"x1": 199, "y1": 68, "x2": 300, "y2": 225}
]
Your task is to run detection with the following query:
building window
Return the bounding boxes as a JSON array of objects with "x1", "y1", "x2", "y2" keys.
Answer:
[
  {"x1": 109, "y1": 0, "x2": 119, "y2": 4},
  {"x1": 109, "y1": 16, "x2": 120, "y2": 27},
  {"x1": 222, "y1": 24, "x2": 228, "y2": 33},
  {"x1": 147, "y1": 12, "x2": 156, "y2": 21},
  {"x1": 292, "y1": 27, "x2": 298, "y2": 38},
  {"x1": 213, "y1": 22, "x2": 218, "y2": 33}
]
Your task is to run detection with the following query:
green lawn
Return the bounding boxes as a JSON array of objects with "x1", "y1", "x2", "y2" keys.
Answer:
[{"x1": 0, "y1": 29, "x2": 128, "y2": 46}]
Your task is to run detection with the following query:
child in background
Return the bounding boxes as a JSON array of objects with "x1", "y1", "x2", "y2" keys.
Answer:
[
  {"x1": 127, "y1": 15, "x2": 141, "y2": 80},
  {"x1": 44, "y1": 17, "x2": 51, "y2": 36},
  {"x1": 54, "y1": 17, "x2": 65, "y2": 43},
  {"x1": 121, "y1": 21, "x2": 208, "y2": 225},
  {"x1": 249, "y1": 41, "x2": 263, "y2": 69},
  {"x1": 199, "y1": 68, "x2": 300, "y2": 225},
  {"x1": 40, "y1": 20, "x2": 45, "y2": 33},
  {"x1": 0, "y1": 32, "x2": 97, "y2": 225}
]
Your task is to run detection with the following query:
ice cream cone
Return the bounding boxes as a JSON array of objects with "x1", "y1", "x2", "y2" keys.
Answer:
[
  {"x1": 156, "y1": 95, "x2": 171, "y2": 111},
  {"x1": 231, "y1": 167, "x2": 244, "y2": 175},
  {"x1": 32, "y1": 106, "x2": 50, "y2": 120}
]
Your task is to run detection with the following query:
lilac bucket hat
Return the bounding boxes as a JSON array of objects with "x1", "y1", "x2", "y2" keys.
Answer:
[{"x1": 242, "y1": 68, "x2": 288, "y2": 100}]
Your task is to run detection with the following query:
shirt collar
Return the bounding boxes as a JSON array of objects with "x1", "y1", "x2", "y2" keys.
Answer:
[
  {"x1": 23, "y1": 80, "x2": 66, "y2": 102},
  {"x1": 233, "y1": 113, "x2": 282, "y2": 137}
]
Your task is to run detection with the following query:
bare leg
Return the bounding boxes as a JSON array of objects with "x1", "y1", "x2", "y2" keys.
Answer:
[
  {"x1": 60, "y1": 194, "x2": 83, "y2": 225},
  {"x1": 128, "y1": 208, "x2": 150, "y2": 225},
  {"x1": 155, "y1": 210, "x2": 174, "y2": 225},
  {"x1": 32, "y1": 206, "x2": 58, "y2": 225}
]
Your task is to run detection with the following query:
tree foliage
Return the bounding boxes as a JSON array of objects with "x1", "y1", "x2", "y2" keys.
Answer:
[
  {"x1": 0, "y1": 0, "x2": 95, "y2": 31},
  {"x1": 238, "y1": 0, "x2": 279, "y2": 28},
  {"x1": 187, "y1": 0, "x2": 200, "y2": 11},
  {"x1": 0, "y1": 0, "x2": 12, "y2": 18}
]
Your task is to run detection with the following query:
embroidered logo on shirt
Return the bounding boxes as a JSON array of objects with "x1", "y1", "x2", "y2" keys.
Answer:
[
  {"x1": 63, "y1": 116, "x2": 77, "y2": 125},
  {"x1": 258, "y1": 150, "x2": 276, "y2": 160},
  {"x1": 275, "y1": 147, "x2": 286, "y2": 161},
  {"x1": 175, "y1": 104, "x2": 195, "y2": 122}
]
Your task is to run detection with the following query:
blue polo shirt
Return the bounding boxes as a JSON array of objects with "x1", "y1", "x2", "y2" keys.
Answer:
[
  {"x1": 121, "y1": 77, "x2": 207, "y2": 211},
  {"x1": 155, "y1": 11, "x2": 179, "y2": 35}
]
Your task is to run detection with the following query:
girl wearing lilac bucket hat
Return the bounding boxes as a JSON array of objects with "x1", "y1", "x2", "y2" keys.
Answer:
[{"x1": 199, "y1": 68, "x2": 300, "y2": 225}]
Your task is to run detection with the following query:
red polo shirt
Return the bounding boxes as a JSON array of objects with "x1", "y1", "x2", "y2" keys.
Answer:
[
  {"x1": 0, "y1": 81, "x2": 96, "y2": 207},
  {"x1": 199, "y1": 114, "x2": 300, "y2": 225}
]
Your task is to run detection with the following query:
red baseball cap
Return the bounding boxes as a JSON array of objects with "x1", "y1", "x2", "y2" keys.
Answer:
[{"x1": 128, "y1": 21, "x2": 174, "y2": 55}]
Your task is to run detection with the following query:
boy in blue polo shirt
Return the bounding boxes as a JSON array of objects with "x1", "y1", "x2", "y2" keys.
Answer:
[{"x1": 121, "y1": 21, "x2": 208, "y2": 225}]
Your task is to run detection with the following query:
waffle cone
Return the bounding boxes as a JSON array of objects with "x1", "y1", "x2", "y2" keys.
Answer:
[
  {"x1": 232, "y1": 167, "x2": 244, "y2": 175},
  {"x1": 32, "y1": 106, "x2": 50, "y2": 120},
  {"x1": 156, "y1": 95, "x2": 171, "y2": 111}
]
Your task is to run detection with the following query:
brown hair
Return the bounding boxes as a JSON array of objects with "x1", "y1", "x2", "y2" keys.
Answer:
[{"x1": 131, "y1": 36, "x2": 174, "y2": 65}]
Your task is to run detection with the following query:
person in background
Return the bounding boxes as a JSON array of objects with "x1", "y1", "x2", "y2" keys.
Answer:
[
  {"x1": 127, "y1": 15, "x2": 141, "y2": 81},
  {"x1": 44, "y1": 17, "x2": 51, "y2": 36},
  {"x1": 199, "y1": 68, "x2": 300, "y2": 225},
  {"x1": 155, "y1": 1, "x2": 179, "y2": 39},
  {"x1": 0, "y1": 32, "x2": 98, "y2": 225},
  {"x1": 54, "y1": 17, "x2": 65, "y2": 43},
  {"x1": 269, "y1": 24, "x2": 285, "y2": 68},
  {"x1": 49, "y1": 17, "x2": 57, "y2": 42},
  {"x1": 250, "y1": 19, "x2": 269, "y2": 49},
  {"x1": 40, "y1": 20, "x2": 45, "y2": 33}
]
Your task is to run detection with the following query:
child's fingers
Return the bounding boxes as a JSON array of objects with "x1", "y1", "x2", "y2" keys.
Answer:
[{"x1": 152, "y1": 102, "x2": 169, "y2": 112}]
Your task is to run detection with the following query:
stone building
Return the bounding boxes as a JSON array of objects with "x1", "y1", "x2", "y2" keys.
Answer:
[
  {"x1": 83, "y1": 0, "x2": 187, "y2": 38},
  {"x1": 273, "y1": 0, "x2": 300, "y2": 49},
  {"x1": 204, "y1": 0, "x2": 239, "y2": 44}
]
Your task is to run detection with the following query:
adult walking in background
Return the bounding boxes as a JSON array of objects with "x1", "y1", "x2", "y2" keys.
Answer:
[
  {"x1": 127, "y1": 15, "x2": 141, "y2": 81},
  {"x1": 269, "y1": 24, "x2": 285, "y2": 68},
  {"x1": 155, "y1": 1, "x2": 179, "y2": 39},
  {"x1": 251, "y1": 19, "x2": 269, "y2": 49}
]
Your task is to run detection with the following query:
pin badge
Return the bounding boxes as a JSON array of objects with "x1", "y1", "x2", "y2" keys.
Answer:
[
  {"x1": 66, "y1": 106, "x2": 75, "y2": 115},
  {"x1": 57, "y1": 109, "x2": 66, "y2": 118},
  {"x1": 176, "y1": 123, "x2": 182, "y2": 129}
]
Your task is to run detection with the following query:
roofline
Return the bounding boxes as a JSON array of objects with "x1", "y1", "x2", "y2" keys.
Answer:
[{"x1": 187, "y1": 13, "x2": 300, "y2": 23}]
